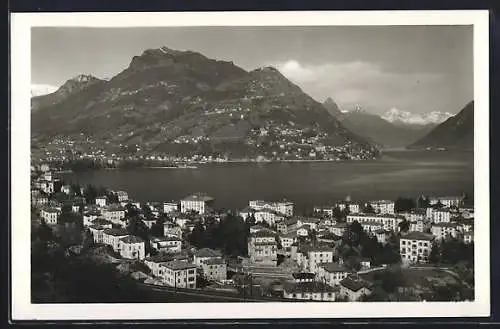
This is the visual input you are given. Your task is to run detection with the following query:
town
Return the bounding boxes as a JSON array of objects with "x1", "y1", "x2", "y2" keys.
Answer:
[{"x1": 31, "y1": 163, "x2": 475, "y2": 302}]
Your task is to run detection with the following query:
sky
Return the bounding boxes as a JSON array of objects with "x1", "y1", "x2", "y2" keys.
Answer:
[{"x1": 31, "y1": 26, "x2": 473, "y2": 115}]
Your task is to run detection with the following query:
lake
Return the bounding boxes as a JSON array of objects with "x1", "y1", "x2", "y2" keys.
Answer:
[{"x1": 61, "y1": 150, "x2": 474, "y2": 213}]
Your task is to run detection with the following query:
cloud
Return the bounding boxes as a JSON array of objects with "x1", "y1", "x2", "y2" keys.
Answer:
[
  {"x1": 31, "y1": 84, "x2": 58, "y2": 97},
  {"x1": 271, "y1": 59, "x2": 444, "y2": 113}
]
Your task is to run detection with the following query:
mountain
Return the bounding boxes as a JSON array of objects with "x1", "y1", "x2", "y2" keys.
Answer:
[
  {"x1": 336, "y1": 107, "x2": 436, "y2": 148},
  {"x1": 408, "y1": 101, "x2": 474, "y2": 150},
  {"x1": 323, "y1": 97, "x2": 343, "y2": 117},
  {"x1": 382, "y1": 108, "x2": 454, "y2": 126},
  {"x1": 31, "y1": 74, "x2": 105, "y2": 112},
  {"x1": 31, "y1": 47, "x2": 379, "y2": 161}
]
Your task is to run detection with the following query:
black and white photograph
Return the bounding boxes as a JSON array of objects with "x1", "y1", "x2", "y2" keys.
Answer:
[{"x1": 11, "y1": 10, "x2": 490, "y2": 320}]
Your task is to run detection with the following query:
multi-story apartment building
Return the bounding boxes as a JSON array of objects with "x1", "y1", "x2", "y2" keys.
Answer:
[
  {"x1": 431, "y1": 222, "x2": 459, "y2": 241},
  {"x1": 201, "y1": 258, "x2": 227, "y2": 282},
  {"x1": 399, "y1": 231, "x2": 434, "y2": 264},
  {"x1": 150, "y1": 236, "x2": 182, "y2": 253},
  {"x1": 247, "y1": 229, "x2": 278, "y2": 266},
  {"x1": 368, "y1": 200, "x2": 395, "y2": 215},
  {"x1": 253, "y1": 208, "x2": 286, "y2": 226},
  {"x1": 428, "y1": 196, "x2": 464, "y2": 208},
  {"x1": 180, "y1": 194, "x2": 214, "y2": 214},
  {"x1": 159, "y1": 260, "x2": 197, "y2": 289},
  {"x1": 346, "y1": 213, "x2": 403, "y2": 232},
  {"x1": 409, "y1": 220, "x2": 425, "y2": 233},
  {"x1": 193, "y1": 248, "x2": 223, "y2": 267},
  {"x1": 318, "y1": 262, "x2": 353, "y2": 287},
  {"x1": 431, "y1": 208, "x2": 452, "y2": 224},
  {"x1": 95, "y1": 196, "x2": 108, "y2": 208},
  {"x1": 102, "y1": 228, "x2": 129, "y2": 252},
  {"x1": 297, "y1": 245, "x2": 335, "y2": 274},
  {"x1": 163, "y1": 201, "x2": 179, "y2": 214},
  {"x1": 113, "y1": 190, "x2": 129, "y2": 202},
  {"x1": 119, "y1": 235, "x2": 145, "y2": 260},
  {"x1": 102, "y1": 204, "x2": 126, "y2": 226},
  {"x1": 248, "y1": 199, "x2": 294, "y2": 216},
  {"x1": 40, "y1": 207, "x2": 60, "y2": 225}
]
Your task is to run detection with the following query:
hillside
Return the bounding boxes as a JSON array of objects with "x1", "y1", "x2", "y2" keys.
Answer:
[
  {"x1": 408, "y1": 101, "x2": 474, "y2": 150},
  {"x1": 323, "y1": 97, "x2": 343, "y2": 117},
  {"x1": 31, "y1": 47, "x2": 379, "y2": 161}
]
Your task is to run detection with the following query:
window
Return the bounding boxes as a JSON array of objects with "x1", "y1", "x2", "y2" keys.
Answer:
[{"x1": 188, "y1": 269, "x2": 195, "y2": 275}]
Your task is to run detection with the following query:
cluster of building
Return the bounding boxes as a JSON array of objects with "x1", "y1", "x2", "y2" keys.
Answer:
[{"x1": 31, "y1": 163, "x2": 474, "y2": 301}]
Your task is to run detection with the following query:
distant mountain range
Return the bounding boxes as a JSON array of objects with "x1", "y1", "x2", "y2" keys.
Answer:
[
  {"x1": 382, "y1": 108, "x2": 454, "y2": 126},
  {"x1": 31, "y1": 47, "x2": 379, "y2": 161},
  {"x1": 408, "y1": 101, "x2": 474, "y2": 150}
]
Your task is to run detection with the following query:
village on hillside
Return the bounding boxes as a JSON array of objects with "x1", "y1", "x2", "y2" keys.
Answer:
[{"x1": 31, "y1": 163, "x2": 475, "y2": 302}]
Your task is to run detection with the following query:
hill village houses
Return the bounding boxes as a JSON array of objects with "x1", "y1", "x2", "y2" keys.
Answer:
[{"x1": 31, "y1": 163, "x2": 474, "y2": 301}]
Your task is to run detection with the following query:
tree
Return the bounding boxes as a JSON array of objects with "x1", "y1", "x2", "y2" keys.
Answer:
[
  {"x1": 189, "y1": 221, "x2": 206, "y2": 248},
  {"x1": 332, "y1": 206, "x2": 347, "y2": 221},
  {"x1": 417, "y1": 196, "x2": 431, "y2": 209},
  {"x1": 398, "y1": 220, "x2": 410, "y2": 233},
  {"x1": 344, "y1": 221, "x2": 364, "y2": 247},
  {"x1": 150, "y1": 218, "x2": 165, "y2": 238},
  {"x1": 429, "y1": 243, "x2": 441, "y2": 264},
  {"x1": 395, "y1": 197, "x2": 416, "y2": 212},
  {"x1": 363, "y1": 204, "x2": 376, "y2": 214},
  {"x1": 244, "y1": 214, "x2": 256, "y2": 227}
]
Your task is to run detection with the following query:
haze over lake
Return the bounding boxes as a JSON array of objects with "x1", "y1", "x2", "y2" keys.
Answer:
[{"x1": 62, "y1": 150, "x2": 474, "y2": 213}]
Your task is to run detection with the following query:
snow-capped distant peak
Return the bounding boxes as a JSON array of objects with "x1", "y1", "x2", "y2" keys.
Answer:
[
  {"x1": 382, "y1": 107, "x2": 453, "y2": 125},
  {"x1": 31, "y1": 84, "x2": 58, "y2": 97}
]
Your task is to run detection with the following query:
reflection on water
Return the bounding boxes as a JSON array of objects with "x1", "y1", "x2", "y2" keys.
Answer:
[{"x1": 62, "y1": 150, "x2": 474, "y2": 213}]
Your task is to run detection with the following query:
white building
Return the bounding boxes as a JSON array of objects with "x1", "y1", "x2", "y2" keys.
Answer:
[
  {"x1": 83, "y1": 210, "x2": 101, "y2": 226},
  {"x1": 194, "y1": 248, "x2": 223, "y2": 267},
  {"x1": 429, "y1": 196, "x2": 463, "y2": 208},
  {"x1": 163, "y1": 201, "x2": 179, "y2": 214},
  {"x1": 431, "y1": 209, "x2": 452, "y2": 223},
  {"x1": 318, "y1": 262, "x2": 353, "y2": 287},
  {"x1": 60, "y1": 185, "x2": 71, "y2": 195},
  {"x1": 368, "y1": 200, "x2": 395, "y2": 214},
  {"x1": 180, "y1": 194, "x2": 214, "y2": 214},
  {"x1": 409, "y1": 220, "x2": 425, "y2": 233},
  {"x1": 201, "y1": 258, "x2": 227, "y2": 281},
  {"x1": 297, "y1": 245, "x2": 335, "y2": 274},
  {"x1": 163, "y1": 222, "x2": 183, "y2": 239},
  {"x1": 249, "y1": 199, "x2": 294, "y2": 216},
  {"x1": 95, "y1": 196, "x2": 108, "y2": 208},
  {"x1": 119, "y1": 235, "x2": 145, "y2": 260},
  {"x1": 40, "y1": 207, "x2": 60, "y2": 225},
  {"x1": 346, "y1": 213, "x2": 403, "y2": 232},
  {"x1": 361, "y1": 221, "x2": 384, "y2": 234},
  {"x1": 329, "y1": 222, "x2": 348, "y2": 236},
  {"x1": 283, "y1": 282, "x2": 337, "y2": 301},
  {"x1": 400, "y1": 231, "x2": 434, "y2": 264},
  {"x1": 314, "y1": 206, "x2": 334, "y2": 217},
  {"x1": 254, "y1": 208, "x2": 285, "y2": 226},
  {"x1": 40, "y1": 180, "x2": 55, "y2": 194},
  {"x1": 339, "y1": 276, "x2": 372, "y2": 301},
  {"x1": 113, "y1": 190, "x2": 129, "y2": 202},
  {"x1": 151, "y1": 236, "x2": 182, "y2": 253},
  {"x1": 102, "y1": 228, "x2": 129, "y2": 252},
  {"x1": 463, "y1": 230, "x2": 474, "y2": 244},
  {"x1": 374, "y1": 229, "x2": 391, "y2": 244},
  {"x1": 247, "y1": 229, "x2": 278, "y2": 266},
  {"x1": 399, "y1": 209, "x2": 426, "y2": 222},
  {"x1": 431, "y1": 222, "x2": 459, "y2": 241},
  {"x1": 102, "y1": 204, "x2": 126, "y2": 226},
  {"x1": 159, "y1": 260, "x2": 197, "y2": 289}
]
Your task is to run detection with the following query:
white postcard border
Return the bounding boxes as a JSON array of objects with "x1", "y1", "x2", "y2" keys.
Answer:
[{"x1": 11, "y1": 10, "x2": 490, "y2": 320}]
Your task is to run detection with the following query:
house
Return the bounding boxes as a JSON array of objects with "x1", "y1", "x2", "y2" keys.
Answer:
[
  {"x1": 428, "y1": 196, "x2": 464, "y2": 208},
  {"x1": 163, "y1": 222, "x2": 183, "y2": 239},
  {"x1": 91, "y1": 218, "x2": 113, "y2": 229},
  {"x1": 463, "y1": 230, "x2": 474, "y2": 244},
  {"x1": 119, "y1": 235, "x2": 145, "y2": 260},
  {"x1": 193, "y1": 248, "x2": 223, "y2": 267},
  {"x1": 297, "y1": 245, "x2": 335, "y2": 273},
  {"x1": 32, "y1": 194, "x2": 49, "y2": 207},
  {"x1": 43, "y1": 171, "x2": 53, "y2": 181},
  {"x1": 239, "y1": 206, "x2": 256, "y2": 220},
  {"x1": 279, "y1": 232, "x2": 298, "y2": 251},
  {"x1": 163, "y1": 201, "x2": 179, "y2": 214},
  {"x1": 361, "y1": 221, "x2": 384, "y2": 234},
  {"x1": 60, "y1": 185, "x2": 71, "y2": 195},
  {"x1": 278, "y1": 217, "x2": 298, "y2": 234},
  {"x1": 296, "y1": 225, "x2": 311, "y2": 237},
  {"x1": 102, "y1": 228, "x2": 129, "y2": 252},
  {"x1": 40, "y1": 163, "x2": 50, "y2": 172},
  {"x1": 180, "y1": 194, "x2": 214, "y2": 214},
  {"x1": 40, "y1": 180, "x2": 55, "y2": 194},
  {"x1": 459, "y1": 208, "x2": 474, "y2": 219},
  {"x1": 296, "y1": 217, "x2": 320, "y2": 230},
  {"x1": 368, "y1": 200, "x2": 395, "y2": 215},
  {"x1": 314, "y1": 206, "x2": 334, "y2": 217},
  {"x1": 113, "y1": 190, "x2": 129, "y2": 202},
  {"x1": 329, "y1": 222, "x2": 348, "y2": 236},
  {"x1": 317, "y1": 232, "x2": 343, "y2": 246},
  {"x1": 142, "y1": 217, "x2": 157, "y2": 229},
  {"x1": 339, "y1": 276, "x2": 372, "y2": 301},
  {"x1": 249, "y1": 199, "x2": 294, "y2": 216},
  {"x1": 291, "y1": 272, "x2": 316, "y2": 283},
  {"x1": 159, "y1": 260, "x2": 197, "y2": 289},
  {"x1": 145, "y1": 253, "x2": 190, "y2": 277},
  {"x1": 333, "y1": 201, "x2": 361, "y2": 214},
  {"x1": 71, "y1": 204, "x2": 81, "y2": 213},
  {"x1": 254, "y1": 208, "x2": 285, "y2": 226},
  {"x1": 95, "y1": 196, "x2": 108, "y2": 207},
  {"x1": 409, "y1": 220, "x2": 425, "y2": 233},
  {"x1": 282, "y1": 281, "x2": 338, "y2": 301},
  {"x1": 399, "y1": 209, "x2": 426, "y2": 222},
  {"x1": 102, "y1": 204, "x2": 126, "y2": 226},
  {"x1": 175, "y1": 217, "x2": 191, "y2": 229},
  {"x1": 346, "y1": 213, "x2": 403, "y2": 232},
  {"x1": 250, "y1": 224, "x2": 268, "y2": 234},
  {"x1": 431, "y1": 222, "x2": 459, "y2": 241},
  {"x1": 360, "y1": 258, "x2": 371, "y2": 269},
  {"x1": 399, "y1": 231, "x2": 434, "y2": 264},
  {"x1": 318, "y1": 262, "x2": 352, "y2": 287},
  {"x1": 201, "y1": 258, "x2": 227, "y2": 281},
  {"x1": 151, "y1": 236, "x2": 182, "y2": 253},
  {"x1": 89, "y1": 224, "x2": 106, "y2": 244},
  {"x1": 40, "y1": 207, "x2": 60, "y2": 225},
  {"x1": 431, "y1": 208, "x2": 452, "y2": 224},
  {"x1": 320, "y1": 218, "x2": 336, "y2": 227},
  {"x1": 83, "y1": 210, "x2": 101, "y2": 226},
  {"x1": 374, "y1": 229, "x2": 391, "y2": 244},
  {"x1": 247, "y1": 229, "x2": 278, "y2": 266}
]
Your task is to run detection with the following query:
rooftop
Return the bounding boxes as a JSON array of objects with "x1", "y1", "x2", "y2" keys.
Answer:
[
  {"x1": 292, "y1": 272, "x2": 316, "y2": 280},
  {"x1": 319, "y1": 262, "x2": 351, "y2": 273},
  {"x1": 432, "y1": 222, "x2": 458, "y2": 228},
  {"x1": 120, "y1": 235, "x2": 144, "y2": 244},
  {"x1": 103, "y1": 228, "x2": 129, "y2": 236},
  {"x1": 250, "y1": 229, "x2": 276, "y2": 238},
  {"x1": 401, "y1": 231, "x2": 435, "y2": 241},
  {"x1": 283, "y1": 281, "x2": 338, "y2": 294},
  {"x1": 162, "y1": 260, "x2": 197, "y2": 271},
  {"x1": 340, "y1": 276, "x2": 372, "y2": 292},
  {"x1": 92, "y1": 218, "x2": 112, "y2": 226},
  {"x1": 153, "y1": 236, "x2": 182, "y2": 242},
  {"x1": 204, "y1": 258, "x2": 226, "y2": 265}
]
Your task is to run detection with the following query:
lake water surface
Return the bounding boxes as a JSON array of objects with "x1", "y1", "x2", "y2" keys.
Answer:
[{"x1": 62, "y1": 150, "x2": 474, "y2": 213}]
